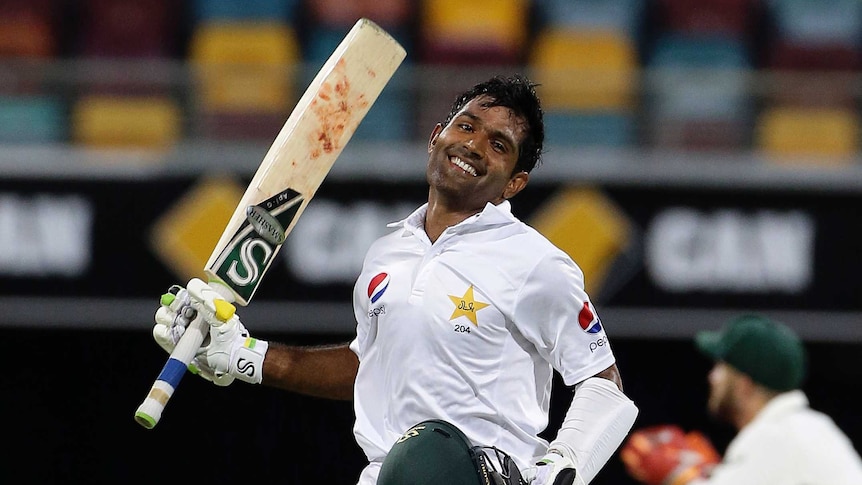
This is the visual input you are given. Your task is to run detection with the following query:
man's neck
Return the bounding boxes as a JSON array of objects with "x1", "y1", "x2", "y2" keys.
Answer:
[
  {"x1": 735, "y1": 393, "x2": 772, "y2": 430},
  {"x1": 423, "y1": 203, "x2": 479, "y2": 243}
]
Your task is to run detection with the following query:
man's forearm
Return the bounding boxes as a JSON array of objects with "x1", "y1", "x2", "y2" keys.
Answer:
[
  {"x1": 550, "y1": 377, "x2": 638, "y2": 483},
  {"x1": 262, "y1": 342, "x2": 359, "y2": 400}
]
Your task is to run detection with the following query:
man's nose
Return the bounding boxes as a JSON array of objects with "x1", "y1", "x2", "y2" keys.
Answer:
[{"x1": 463, "y1": 135, "x2": 483, "y2": 156}]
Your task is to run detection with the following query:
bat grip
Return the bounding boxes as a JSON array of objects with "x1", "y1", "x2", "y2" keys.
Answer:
[{"x1": 134, "y1": 314, "x2": 208, "y2": 429}]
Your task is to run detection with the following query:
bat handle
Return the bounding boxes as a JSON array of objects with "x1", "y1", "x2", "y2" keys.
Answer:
[{"x1": 134, "y1": 314, "x2": 208, "y2": 429}]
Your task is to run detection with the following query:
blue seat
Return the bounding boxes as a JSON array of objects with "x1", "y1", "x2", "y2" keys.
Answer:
[
  {"x1": 649, "y1": 33, "x2": 749, "y2": 67},
  {"x1": 648, "y1": 34, "x2": 750, "y2": 120},
  {"x1": 191, "y1": 0, "x2": 299, "y2": 22},
  {"x1": 646, "y1": 34, "x2": 751, "y2": 149},
  {"x1": 352, "y1": 70, "x2": 413, "y2": 141},
  {"x1": 0, "y1": 96, "x2": 65, "y2": 143},
  {"x1": 770, "y1": 0, "x2": 861, "y2": 47},
  {"x1": 534, "y1": 0, "x2": 646, "y2": 40},
  {"x1": 543, "y1": 111, "x2": 634, "y2": 147}
]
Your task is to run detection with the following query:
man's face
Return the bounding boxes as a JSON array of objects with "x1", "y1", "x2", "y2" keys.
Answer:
[
  {"x1": 707, "y1": 362, "x2": 740, "y2": 423},
  {"x1": 426, "y1": 96, "x2": 529, "y2": 210}
]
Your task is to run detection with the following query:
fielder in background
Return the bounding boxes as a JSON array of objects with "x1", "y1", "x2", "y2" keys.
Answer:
[
  {"x1": 154, "y1": 75, "x2": 638, "y2": 485},
  {"x1": 621, "y1": 314, "x2": 862, "y2": 485}
]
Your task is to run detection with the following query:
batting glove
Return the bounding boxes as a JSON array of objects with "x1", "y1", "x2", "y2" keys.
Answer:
[
  {"x1": 153, "y1": 279, "x2": 269, "y2": 386},
  {"x1": 522, "y1": 450, "x2": 581, "y2": 485},
  {"x1": 153, "y1": 284, "x2": 216, "y2": 382}
]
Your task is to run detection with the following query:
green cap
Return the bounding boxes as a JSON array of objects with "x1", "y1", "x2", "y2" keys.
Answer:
[
  {"x1": 695, "y1": 314, "x2": 807, "y2": 391},
  {"x1": 378, "y1": 420, "x2": 486, "y2": 485}
]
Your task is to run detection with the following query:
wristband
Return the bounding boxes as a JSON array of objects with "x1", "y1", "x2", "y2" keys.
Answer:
[{"x1": 231, "y1": 338, "x2": 268, "y2": 384}]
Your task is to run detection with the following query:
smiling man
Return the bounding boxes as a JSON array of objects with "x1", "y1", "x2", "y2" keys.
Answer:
[{"x1": 152, "y1": 75, "x2": 638, "y2": 485}]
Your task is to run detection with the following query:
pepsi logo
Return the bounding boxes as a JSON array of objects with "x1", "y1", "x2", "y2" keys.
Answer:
[
  {"x1": 368, "y1": 272, "x2": 390, "y2": 303},
  {"x1": 578, "y1": 302, "x2": 603, "y2": 334}
]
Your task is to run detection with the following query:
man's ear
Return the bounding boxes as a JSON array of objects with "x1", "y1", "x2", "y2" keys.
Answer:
[
  {"x1": 428, "y1": 123, "x2": 443, "y2": 153},
  {"x1": 502, "y1": 171, "x2": 529, "y2": 200}
]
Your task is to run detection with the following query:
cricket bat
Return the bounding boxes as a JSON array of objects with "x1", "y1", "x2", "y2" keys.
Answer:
[{"x1": 134, "y1": 18, "x2": 406, "y2": 429}]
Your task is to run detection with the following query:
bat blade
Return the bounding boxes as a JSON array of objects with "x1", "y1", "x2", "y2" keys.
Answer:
[
  {"x1": 204, "y1": 17, "x2": 407, "y2": 306},
  {"x1": 135, "y1": 18, "x2": 406, "y2": 429}
]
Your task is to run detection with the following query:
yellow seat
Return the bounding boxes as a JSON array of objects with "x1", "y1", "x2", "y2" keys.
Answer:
[
  {"x1": 529, "y1": 28, "x2": 637, "y2": 111},
  {"x1": 189, "y1": 22, "x2": 299, "y2": 112},
  {"x1": 756, "y1": 106, "x2": 859, "y2": 162},
  {"x1": 419, "y1": 0, "x2": 529, "y2": 64},
  {"x1": 71, "y1": 95, "x2": 182, "y2": 149}
]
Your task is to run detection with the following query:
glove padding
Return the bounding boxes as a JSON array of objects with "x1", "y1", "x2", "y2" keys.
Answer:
[
  {"x1": 522, "y1": 451, "x2": 579, "y2": 485},
  {"x1": 620, "y1": 425, "x2": 720, "y2": 485},
  {"x1": 153, "y1": 284, "x2": 217, "y2": 381},
  {"x1": 152, "y1": 279, "x2": 268, "y2": 386}
]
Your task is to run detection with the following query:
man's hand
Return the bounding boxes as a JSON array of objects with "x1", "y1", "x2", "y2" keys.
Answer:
[
  {"x1": 153, "y1": 284, "x2": 217, "y2": 381},
  {"x1": 620, "y1": 425, "x2": 720, "y2": 485},
  {"x1": 522, "y1": 451, "x2": 580, "y2": 485},
  {"x1": 152, "y1": 279, "x2": 269, "y2": 386}
]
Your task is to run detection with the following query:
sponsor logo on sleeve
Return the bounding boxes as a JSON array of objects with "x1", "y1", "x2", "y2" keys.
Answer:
[
  {"x1": 578, "y1": 301, "x2": 603, "y2": 334},
  {"x1": 368, "y1": 272, "x2": 390, "y2": 303}
]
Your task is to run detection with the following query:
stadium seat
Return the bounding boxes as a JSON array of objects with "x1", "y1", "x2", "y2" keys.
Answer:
[
  {"x1": 303, "y1": 0, "x2": 415, "y2": 66},
  {"x1": 656, "y1": 0, "x2": 758, "y2": 35},
  {"x1": 189, "y1": 22, "x2": 299, "y2": 139},
  {"x1": 768, "y1": 0, "x2": 861, "y2": 47},
  {"x1": 767, "y1": 41, "x2": 861, "y2": 72},
  {"x1": 543, "y1": 112, "x2": 635, "y2": 147},
  {"x1": 350, "y1": 69, "x2": 413, "y2": 141},
  {"x1": 645, "y1": 33, "x2": 751, "y2": 149},
  {"x1": 533, "y1": 0, "x2": 646, "y2": 40},
  {"x1": 76, "y1": 0, "x2": 179, "y2": 59},
  {"x1": 755, "y1": 106, "x2": 859, "y2": 161},
  {"x1": 529, "y1": 27, "x2": 637, "y2": 148},
  {"x1": 0, "y1": 95, "x2": 65, "y2": 143},
  {"x1": 191, "y1": 0, "x2": 300, "y2": 22},
  {"x1": 530, "y1": 28, "x2": 638, "y2": 111},
  {"x1": 418, "y1": 0, "x2": 529, "y2": 65},
  {"x1": 764, "y1": 41, "x2": 859, "y2": 109},
  {"x1": 0, "y1": 0, "x2": 56, "y2": 58},
  {"x1": 305, "y1": 0, "x2": 414, "y2": 31},
  {"x1": 71, "y1": 94, "x2": 182, "y2": 149}
]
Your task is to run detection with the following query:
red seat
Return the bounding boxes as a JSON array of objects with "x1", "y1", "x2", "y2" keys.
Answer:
[
  {"x1": 765, "y1": 41, "x2": 860, "y2": 108},
  {"x1": 766, "y1": 40, "x2": 861, "y2": 71},
  {"x1": 657, "y1": 0, "x2": 759, "y2": 35},
  {"x1": 0, "y1": 0, "x2": 56, "y2": 58},
  {"x1": 76, "y1": 0, "x2": 179, "y2": 59}
]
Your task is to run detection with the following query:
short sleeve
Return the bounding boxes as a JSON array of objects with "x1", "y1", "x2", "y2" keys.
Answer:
[{"x1": 512, "y1": 250, "x2": 616, "y2": 386}]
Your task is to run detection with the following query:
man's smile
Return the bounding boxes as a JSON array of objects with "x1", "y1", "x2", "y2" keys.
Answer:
[{"x1": 449, "y1": 156, "x2": 478, "y2": 177}]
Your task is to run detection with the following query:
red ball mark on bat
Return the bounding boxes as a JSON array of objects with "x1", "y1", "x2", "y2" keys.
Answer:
[{"x1": 308, "y1": 58, "x2": 370, "y2": 159}]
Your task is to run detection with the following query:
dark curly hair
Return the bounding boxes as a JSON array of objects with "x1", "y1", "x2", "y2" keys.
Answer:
[{"x1": 442, "y1": 75, "x2": 545, "y2": 174}]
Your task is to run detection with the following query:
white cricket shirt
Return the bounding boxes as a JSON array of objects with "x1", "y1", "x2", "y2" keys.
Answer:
[
  {"x1": 692, "y1": 391, "x2": 862, "y2": 485},
  {"x1": 349, "y1": 201, "x2": 616, "y2": 482}
]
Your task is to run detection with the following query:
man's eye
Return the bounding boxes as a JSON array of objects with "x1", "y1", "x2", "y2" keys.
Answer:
[
  {"x1": 458, "y1": 123, "x2": 473, "y2": 131},
  {"x1": 492, "y1": 141, "x2": 506, "y2": 152}
]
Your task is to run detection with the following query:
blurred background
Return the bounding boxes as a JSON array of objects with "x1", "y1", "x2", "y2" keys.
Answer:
[{"x1": 2, "y1": 0, "x2": 861, "y2": 483}]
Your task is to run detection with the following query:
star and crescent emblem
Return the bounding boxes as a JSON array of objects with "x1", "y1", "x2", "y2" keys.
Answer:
[{"x1": 448, "y1": 285, "x2": 490, "y2": 326}]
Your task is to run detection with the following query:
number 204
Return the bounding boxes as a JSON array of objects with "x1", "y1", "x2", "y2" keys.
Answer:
[{"x1": 454, "y1": 325, "x2": 471, "y2": 334}]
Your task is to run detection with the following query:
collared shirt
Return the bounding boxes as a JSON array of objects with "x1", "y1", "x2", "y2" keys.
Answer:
[
  {"x1": 349, "y1": 201, "x2": 616, "y2": 483},
  {"x1": 693, "y1": 390, "x2": 862, "y2": 485}
]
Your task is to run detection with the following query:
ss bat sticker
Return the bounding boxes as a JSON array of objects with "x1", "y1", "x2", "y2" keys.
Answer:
[
  {"x1": 246, "y1": 188, "x2": 304, "y2": 245},
  {"x1": 212, "y1": 188, "x2": 305, "y2": 301}
]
